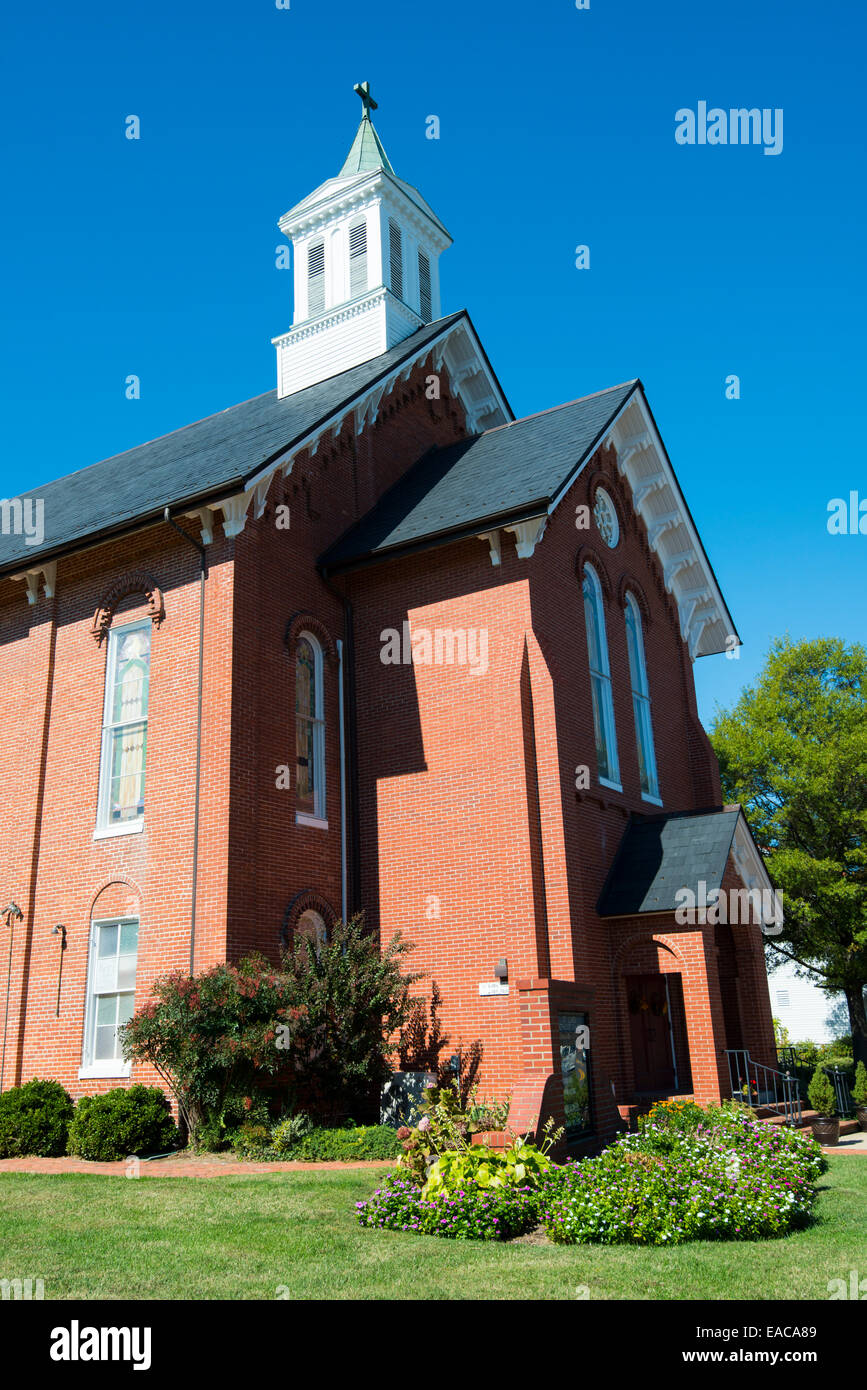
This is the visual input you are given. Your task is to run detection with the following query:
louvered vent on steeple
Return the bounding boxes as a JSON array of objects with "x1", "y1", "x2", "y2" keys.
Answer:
[
  {"x1": 389, "y1": 219, "x2": 403, "y2": 301},
  {"x1": 349, "y1": 219, "x2": 368, "y2": 298},
  {"x1": 418, "y1": 250, "x2": 432, "y2": 322},
  {"x1": 307, "y1": 241, "x2": 325, "y2": 317}
]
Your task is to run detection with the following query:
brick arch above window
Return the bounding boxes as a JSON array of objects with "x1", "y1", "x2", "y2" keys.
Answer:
[
  {"x1": 87, "y1": 877, "x2": 143, "y2": 922},
  {"x1": 279, "y1": 890, "x2": 338, "y2": 952},
  {"x1": 284, "y1": 612, "x2": 339, "y2": 666},
  {"x1": 618, "y1": 574, "x2": 653, "y2": 626},
  {"x1": 574, "y1": 544, "x2": 614, "y2": 600},
  {"x1": 91, "y1": 573, "x2": 164, "y2": 645}
]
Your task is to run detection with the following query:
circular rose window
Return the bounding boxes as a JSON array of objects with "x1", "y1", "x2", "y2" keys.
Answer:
[{"x1": 593, "y1": 488, "x2": 619, "y2": 548}]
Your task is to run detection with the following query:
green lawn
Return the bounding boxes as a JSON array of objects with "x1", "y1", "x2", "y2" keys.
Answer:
[{"x1": 0, "y1": 1157, "x2": 864, "y2": 1300}]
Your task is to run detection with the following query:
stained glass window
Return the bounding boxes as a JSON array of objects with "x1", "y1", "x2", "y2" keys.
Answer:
[
  {"x1": 625, "y1": 594, "x2": 660, "y2": 800},
  {"x1": 296, "y1": 634, "x2": 325, "y2": 819},
  {"x1": 97, "y1": 621, "x2": 150, "y2": 829},
  {"x1": 582, "y1": 565, "x2": 620, "y2": 786}
]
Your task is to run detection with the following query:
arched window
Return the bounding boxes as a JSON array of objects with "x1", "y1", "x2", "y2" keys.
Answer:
[
  {"x1": 582, "y1": 564, "x2": 620, "y2": 787},
  {"x1": 96, "y1": 620, "x2": 151, "y2": 833},
  {"x1": 296, "y1": 633, "x2": 325, "y2": 823},
  {"x1": 296, "y1": 908, "x2": 327, "y2": 959},
  {"x1": 624, "y1": 593, "x2": 660, "y2": 801}
]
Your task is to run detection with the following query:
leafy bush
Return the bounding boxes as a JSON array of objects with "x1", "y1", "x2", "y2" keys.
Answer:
[
  {"x1": 286, "y1": 1124, "x2": 401, "y2": 1161},
  {"x1": 539, "y1": 1107, "x2": 824, "y2": 1246},
  {"x1": 270, "y1": 1111, "x2": 312, "y2": 1154},
  {"x1": 122, "y1": 955, "x2": 304, "y2": 1147},
  {"x1": 0, "y1": 1079, "x2": 74, "y2": 1158},
  {"x1": 67, "y1": 1086, "x2": 179, "y2": 1161},
  {"x1": 853, "y1": 1061, "x2": 867, "y2": 1107},
  {"x1": 807, "y1": 1066, "x2": 837, "y2": 1117},
  {"x1": 356, "y1": 1177, "x2": 542, "y2": 1240},
  {"x1": 422, "y1": 1138, "x2": 552, "y2": 1199},
  {"x1": 230, "y1": 1123, "x2": 273, "y2": 1160}
]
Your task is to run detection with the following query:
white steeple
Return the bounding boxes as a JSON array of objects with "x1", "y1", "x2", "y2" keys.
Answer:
[{"x1": 272, "y1": 83, "x2": 452, "y2": 399}]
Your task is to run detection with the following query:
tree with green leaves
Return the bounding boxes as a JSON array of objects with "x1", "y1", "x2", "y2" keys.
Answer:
[
  {"x1": 279, "y1": 914, "x2": 420, "y2": 1120},
  {"x1": 710, "y1": 636, "x2": 867, "y2": 1067}
]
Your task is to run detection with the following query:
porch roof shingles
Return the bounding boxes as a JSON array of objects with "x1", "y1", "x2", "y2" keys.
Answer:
[{"x1": 597, "y1": 808, "x2": 742, "y2": 917}]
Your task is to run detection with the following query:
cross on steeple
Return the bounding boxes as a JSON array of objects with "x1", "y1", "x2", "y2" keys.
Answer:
[{"x1": 353, "y1": 81, "x2": 378, "y2": 118}]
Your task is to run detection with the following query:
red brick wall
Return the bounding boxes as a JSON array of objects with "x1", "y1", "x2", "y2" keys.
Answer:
[{"x1": 0, "y1": 368, "x2": 776, "y2": 1137}]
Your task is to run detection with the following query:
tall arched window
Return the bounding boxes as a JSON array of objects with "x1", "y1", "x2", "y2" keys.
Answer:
[
  {"x1": 624, "y1": 593, "x2": 660, "y2": 801},
  {"x1": 582, "y1": 565, "x2": 620, "y2": 787},
  {"x1": 296, "y1": 633, "x2": 325, "y2": 823}
]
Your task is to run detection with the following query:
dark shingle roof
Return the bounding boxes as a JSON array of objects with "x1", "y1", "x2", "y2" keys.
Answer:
[
  {"x1": 596, "y1": 809, "x2": 742, "y2": 916},
  {"x1": 0, "y1": 312, "x2": 470, "y2": 577},
  {"x1": 319, "y1": 379, "x2": 638, "y2": 573}
]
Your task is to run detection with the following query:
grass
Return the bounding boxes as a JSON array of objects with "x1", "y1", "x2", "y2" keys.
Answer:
[{"x1": 0, "y1": 1157, "x2": 864, "y2": 1300}]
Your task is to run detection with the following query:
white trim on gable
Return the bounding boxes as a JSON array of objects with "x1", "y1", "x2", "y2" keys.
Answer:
[{"x1": 187, "y1": 317, "x2": 510, "y2": 545}]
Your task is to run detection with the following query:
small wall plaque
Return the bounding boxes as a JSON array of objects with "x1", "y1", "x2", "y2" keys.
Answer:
[{"x1": 479, "y1": 981, "x2": 509, "y2": 997}]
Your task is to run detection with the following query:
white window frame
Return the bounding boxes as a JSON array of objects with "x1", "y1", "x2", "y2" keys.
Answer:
[
  {"x1": 582, "y1": 564, "x2": 621, "y2": 791},
  {"x1": 624, "y1": 593, "x2": 661, "y2": 804},
  {"x1": 79, "y1": 915, "x2": 139, "y2": 1080},
  {"x1": 295, "y1": 631, "x2": 327, "y2": 829},
  {"x1": 94, "y1": 618, "x2": 150, "y2": 839}
]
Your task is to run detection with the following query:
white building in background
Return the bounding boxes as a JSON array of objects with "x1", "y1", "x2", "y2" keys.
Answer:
[{"x1": 767, "y1": 957, "x2": 851, "y2": 1044}]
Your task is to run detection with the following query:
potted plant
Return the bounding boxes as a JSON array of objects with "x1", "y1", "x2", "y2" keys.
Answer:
[
  {"x1": 807, "y1": 1066, "x2": 839, "y2": 1145},
  {"x1": 852, "y1": 1061, "x2": 867, "y2": 1132}
]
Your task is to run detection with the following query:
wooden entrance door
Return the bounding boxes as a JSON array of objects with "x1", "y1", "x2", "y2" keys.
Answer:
[{"x1": 627, "y1": 974, "x2": 676, "y2": 1093}]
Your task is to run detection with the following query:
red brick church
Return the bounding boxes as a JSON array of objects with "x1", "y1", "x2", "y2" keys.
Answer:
[{"x1": 0, "y1": 84, "x2": 778, "y2": 1147}]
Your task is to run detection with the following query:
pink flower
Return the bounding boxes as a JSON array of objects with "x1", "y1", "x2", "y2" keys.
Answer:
[{"x1": 418, "y1": 1116, "x2": 431, "y2": 1132}]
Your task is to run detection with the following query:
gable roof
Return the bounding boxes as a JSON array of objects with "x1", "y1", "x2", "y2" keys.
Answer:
[
  {"x1": 596, "y1": 805, "x2": 777, "y2": 919},
  {"x1": 318, "y1": 381, "x2": 638, "y2": 573},
  {"x1": 597, "y1": 808, "x2": 742, "y2": 916},
  {"x1": 0, "y1": 311, "x2": 487, "y2": 579}
]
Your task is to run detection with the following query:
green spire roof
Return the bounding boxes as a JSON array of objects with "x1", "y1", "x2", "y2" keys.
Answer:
[{"x1": 338, "y1": 81, "x2": 394, "y2": 178}]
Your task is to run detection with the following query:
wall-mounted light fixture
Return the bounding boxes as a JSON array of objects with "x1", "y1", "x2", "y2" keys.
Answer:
[
  {"x1": 494, "y1": 957, "x2": 508, "y2": 981},
  {"x1": 1, "y1": 902, "x2": 24, "y2": 1096},
  {"x1": 52, "y1": 925, "x2": 67, "y2": 1018}
]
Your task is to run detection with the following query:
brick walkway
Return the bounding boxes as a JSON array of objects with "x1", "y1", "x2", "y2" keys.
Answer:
[{"x1": 0, "y1": 1154, "x2": 396, "y2": 1178}]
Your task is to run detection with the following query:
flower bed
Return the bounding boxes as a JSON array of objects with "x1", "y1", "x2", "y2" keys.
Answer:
[
  {"x1": 355, "y1": 1100, "x2": 827, "y2": 1246},
  {"x1": 540, "y1": 1103, "x2": 826, "y2": 1246}
]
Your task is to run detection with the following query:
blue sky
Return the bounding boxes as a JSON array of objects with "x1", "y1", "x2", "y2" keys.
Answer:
[{"x1": 1, "y1": 0, "x2": 864, "y2": 726}]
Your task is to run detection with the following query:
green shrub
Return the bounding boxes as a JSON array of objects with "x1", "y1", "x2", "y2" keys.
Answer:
[
  {"x1": 230, "y1": 1123, "x2": 273, "y2": 1159},
  {"x1": 0, "y1": 1079, "x2": 74, "y2": 1158},
  {"x1": 67, "y1": 1086, "x2": 179, "y2": 1161},
  {"x1": 807, "y1": 1066, "x2": 837, "y2": 1117},
  {"x1": 270, "y1": 1111, "x2": 312, "y2": 1154},
  {"x1": 853, "y1": 1062, "x2": 867, "y2": 1107},
  {"x1": 290, "y1": 1124, "x2": 401, "y2": 1161}
]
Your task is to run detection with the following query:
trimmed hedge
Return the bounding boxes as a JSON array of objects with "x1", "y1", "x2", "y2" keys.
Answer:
[
  {"x1": 290, "y1": 1124, "x2": 401, "y2": 1161},
  {"x1": 0, "y1": 1079, "x2": 75, "y2": 1158},
  {"x1": 67, "y1": 1085, "x2": 180, "y2": 1161}
]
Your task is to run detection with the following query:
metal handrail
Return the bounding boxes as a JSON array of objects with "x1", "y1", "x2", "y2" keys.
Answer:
[
  {"x1": 827, "y1": 1066, "x2": 853, "y2": 1118},
  {"x1": 725, "y1": 1048, "x2": 802, "y2": 1126}
]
